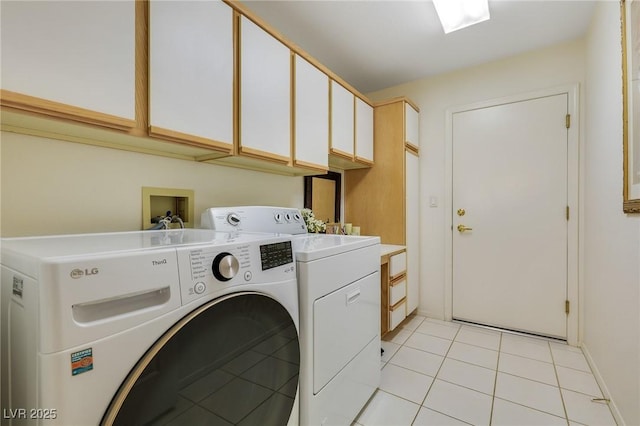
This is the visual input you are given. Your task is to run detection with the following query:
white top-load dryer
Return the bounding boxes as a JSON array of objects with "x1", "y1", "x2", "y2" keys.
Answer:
[
  {"x1": 1, "y1": 229, "x2": 300, "y2": 425},
  {"x1": 202, "y1": 206, "x2": 381, "y2": 425}
]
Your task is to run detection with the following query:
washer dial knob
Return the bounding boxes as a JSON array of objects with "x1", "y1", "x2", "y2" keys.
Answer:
[
  {"x1": 212, "y1": 252, "x2": 239, "y2": 281},
  {"x1": 227, "y1": 213, "x2": 241, "y2": 226}
]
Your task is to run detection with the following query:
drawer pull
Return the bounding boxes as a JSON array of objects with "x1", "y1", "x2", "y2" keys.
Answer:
[{"x1": 346, "y1": 288, "x2": 361, "y2": 305}]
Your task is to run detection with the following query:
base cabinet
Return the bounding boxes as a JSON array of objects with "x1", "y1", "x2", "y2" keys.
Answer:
[{"x1": 380, "y1": 246, "x2": 407, "y2": 335}]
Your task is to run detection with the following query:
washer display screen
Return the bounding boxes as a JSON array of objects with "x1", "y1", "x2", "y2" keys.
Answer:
[{"x1": 259, "y1": 241, "x2": 293, "y2": 271}]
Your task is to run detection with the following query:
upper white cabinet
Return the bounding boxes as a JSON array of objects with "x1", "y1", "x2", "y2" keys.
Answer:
[
  {"x1": 0, "y1": 0, "x2": 376, "y2": 176},
  {"x1": 294, "y1": 55, "x2": 329, "y2": 170},
  {"x1": 405, "y1": 103, "x2": 420, "y2": 148},
  {"x1": 330, "y1": 81, "x2": 374, "y2": 168},
  {"x1": 149, "y1": 0, "x2": 233, "y2": 152},
  {"x1": 239, "y1": 16, "x2": 291, "y2": 163},
  {"x1": 330, "y1": 81, "x2": 355, "y2": 159},
  {"x1": 0, "y1": 1, "x2": 136, "y2": 129},
  {"x1": 355, "y1": 97, "x2": 374, "y2": 164}
]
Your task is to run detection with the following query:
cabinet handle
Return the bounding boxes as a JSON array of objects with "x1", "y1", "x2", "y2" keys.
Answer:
[
  {"x1": 346, "y1": 288, "x2": 361, "y2": 305},
  {"x1": 390, "y1": 274, "x2": 407, "y2": 286},
  {"x1": 390, "y1": 297, "x2": 406, "y2": 311}
]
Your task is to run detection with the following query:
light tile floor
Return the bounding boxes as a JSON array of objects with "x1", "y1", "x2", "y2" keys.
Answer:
[{"x1": 355, "y1": 315, "x2": 617, "y2": 426}]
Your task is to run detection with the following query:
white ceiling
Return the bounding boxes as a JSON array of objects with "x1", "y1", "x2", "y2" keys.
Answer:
[{"x1": 242, "y1": 0, "x2": 597, "y2": 94}]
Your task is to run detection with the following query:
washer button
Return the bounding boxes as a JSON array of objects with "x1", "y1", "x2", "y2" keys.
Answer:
[
  {"x1": 244, "y1": 271, "x2": 252, "y2": 281},
  {"x1": 194, "y1": 282, "x2": 206, "y2": 294}
]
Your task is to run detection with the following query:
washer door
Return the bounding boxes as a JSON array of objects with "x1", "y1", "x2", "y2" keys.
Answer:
[{"x1": 102, "y1": 292, "x2": 299, "y2": 425}]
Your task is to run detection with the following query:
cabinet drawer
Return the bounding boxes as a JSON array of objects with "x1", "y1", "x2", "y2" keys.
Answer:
[
  {"x1": 389, "y1": 251, "x2": 407, "y2": 278},
  {"x1": 389, "y1": 299, "x2": 407, "y2": 330},
  {"x1": 390, "y1": 277, "x2": 406, "y2": 306}
]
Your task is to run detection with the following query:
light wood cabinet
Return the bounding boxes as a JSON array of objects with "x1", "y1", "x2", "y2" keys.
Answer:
[
  {"x1": 330, "y1": 81, "x2": 355, "y2": 160},
  {"x1": 355, "y1": 97, "x2": 374, "y2": 164},
  {"x1": 148, "y1": 0, "x2": 233, "y2": 154},
  {"x1": 329, "y1": 81, "x2": 374, "y2": 169},
  {"x1": 294, "y1": 55, "x2": 330, "y2": 171},
  {"x1": 0, "y1": 1, "x2": 136, "y2": 130},
  {"x1": 239, "y1": 15, "x2": 291, "y2": 164},
  {"x1": 406, "y1": 102, "x2": 420, "y2": 149},
  {"x1": 0, "y1": 0, "x2": 375, "y2": 177},
  {"x1": 347, "y1": 97, "x2": 420, "y2": 315}
]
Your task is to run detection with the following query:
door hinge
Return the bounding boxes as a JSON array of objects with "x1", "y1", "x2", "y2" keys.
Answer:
[
  {"x1": 566, "y1": 114, "x2": 571, "y2": 129},
  {"x1": 565, "y1": 300, "x2": 570, "y2": 314},
  {"x1": 566, "y1": 206, "x2": 570, "y2": 221}
]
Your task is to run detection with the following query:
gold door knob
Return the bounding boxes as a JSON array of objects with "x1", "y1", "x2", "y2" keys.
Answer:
[
  {"x1": 457, "y1": 224, "x2": 473, "y2": 233},
  {"x1": 457, "y1": 208, "x2": 466, "y2": 216}
]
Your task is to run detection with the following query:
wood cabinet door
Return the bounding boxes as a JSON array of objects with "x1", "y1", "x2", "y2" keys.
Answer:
[
  {"x1": 239, "y1": 16, "x2": 291, "y2": 163},
  {"x1": 355, "y1": 98, "x2": 374, "y2": 163},
  {"x1": 405, "y1": 103, "x2": 420, "y2": 149},
  {"x1": 294, "y1": 55, "x2": 329, "y2": 170},
  {"x1": 405, "y1": 150, "x2": 420, "y2": 314},
  {"x1": 330, "y1": 81, "x2": 355, "y2": 159},
  {"x1": 1, "y1": 1, "x2": 136, "y2": 128},
  {"x1": 149, "y1": 0, "x2": 233, "y2": 151}
]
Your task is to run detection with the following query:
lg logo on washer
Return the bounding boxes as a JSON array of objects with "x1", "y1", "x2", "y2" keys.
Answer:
[{"x1": 70, "y1": 268, "x2": 99, "y2": 279}]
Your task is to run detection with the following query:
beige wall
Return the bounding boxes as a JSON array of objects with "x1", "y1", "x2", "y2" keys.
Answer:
[
  {"x1": 368, "y1": 38, "x2": 586, "y2": 321},
  {"x1": 0, "y1": 132, "x2": 303, "y2": 237},
  {"x1": 583, "y1": 2, "x2": 640, "y2": 425}
]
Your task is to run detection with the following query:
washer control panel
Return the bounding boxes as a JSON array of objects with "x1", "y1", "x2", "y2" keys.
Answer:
[
  {"x1": 176, "y1": 236, "x2": 295, "y2": 305},
  {"x1": 201, "y1": 206, "x2": 307, "y2": 234}
]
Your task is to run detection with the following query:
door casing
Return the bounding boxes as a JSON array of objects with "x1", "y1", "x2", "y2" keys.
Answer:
[{"x1": 444, "y1": 84, "x2": 580, "y2": 345}]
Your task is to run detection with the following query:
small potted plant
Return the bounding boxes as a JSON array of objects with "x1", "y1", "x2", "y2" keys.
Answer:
[{"x1": 301, "y1": 208, "x2": 326, "y2": 233}]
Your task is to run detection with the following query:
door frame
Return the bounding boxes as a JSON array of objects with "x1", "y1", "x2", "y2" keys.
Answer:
[{"x1": 443, "y1": 84, "x2": 580, "y2": 345}]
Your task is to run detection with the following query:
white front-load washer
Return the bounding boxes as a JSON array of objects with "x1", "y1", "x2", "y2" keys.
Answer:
[
  {"x1": 0, "y1": 229, "x2": 300, "y2": 425},
  {"x1": 202, "y1": 206, "x2": 381, "y2": 425}
]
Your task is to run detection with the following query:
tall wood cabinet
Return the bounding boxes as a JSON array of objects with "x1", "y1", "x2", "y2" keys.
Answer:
[{"x1": 346, "y1": 97, "x2": 420, "y2": 319}]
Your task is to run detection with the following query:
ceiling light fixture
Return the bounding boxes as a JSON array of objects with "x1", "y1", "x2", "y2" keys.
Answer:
[{"x1": 432, "y1": 0, "x2": 491, "y2": 34}]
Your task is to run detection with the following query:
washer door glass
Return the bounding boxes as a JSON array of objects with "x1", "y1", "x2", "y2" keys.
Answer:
[{"x1": 102, "y1": 293, "x2": 299, "y2": 425}]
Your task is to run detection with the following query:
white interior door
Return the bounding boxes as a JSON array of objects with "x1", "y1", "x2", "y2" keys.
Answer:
[{"x1": 452, "y1": 94, "x2": 569, "y2": 339}]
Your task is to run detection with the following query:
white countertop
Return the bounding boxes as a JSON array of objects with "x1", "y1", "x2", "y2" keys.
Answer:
[{"x1": 380, "y1": 244, "x2": 406, "y2": 258}]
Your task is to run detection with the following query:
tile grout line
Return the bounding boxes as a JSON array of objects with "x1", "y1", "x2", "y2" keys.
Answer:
[
  {"x1": 409, "y1": 320, "x2": 462, "y2": 426},
  {"x1": 548, "y1": 340, "x2": 571, "y2": 425},
  {"x1": 488, "y1": 332, "x2": 503, "y2": 426}
]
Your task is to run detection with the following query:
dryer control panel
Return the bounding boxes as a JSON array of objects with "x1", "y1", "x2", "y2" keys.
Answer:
[
  {"x1": 176, "y1": 236, "x2": 296, "y2": 306},
  {"x1": 201, "y1": 206, "x2": 307, "y2": 234}
]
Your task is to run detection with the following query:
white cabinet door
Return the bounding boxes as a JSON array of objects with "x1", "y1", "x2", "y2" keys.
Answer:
[
  {"x1": 240, "y1": 16, "x2": 291, "y2": 162},
  {"x1": 294, "y1": 55, "x2": 329, "y2": 170},
  {"x1": 355, "y1": 98, "x2": 374, "y2": 163},
  {"x1": 405, "y1": 103, "x2": 420, "y2": 148},
  {"x1": 406, "y1": 150, "x2": 420, "y2": 314},
  {"x1": 149, "y1": 0, "x2": 233, "y2": 149},
  {"x1": 330, "y1": 81, "x2": 355, "y2": 158},
  {"x1": 1, "y1": 1, "x2": 135, "y2": 125}
]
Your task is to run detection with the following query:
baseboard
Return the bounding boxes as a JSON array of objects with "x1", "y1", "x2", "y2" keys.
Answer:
[
  {"x1": 581, "y1": 342, "x2": 625, "y2": 425},
  {"x1": 416, "y1": 308, "x2": 443, "y2": 320}
]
